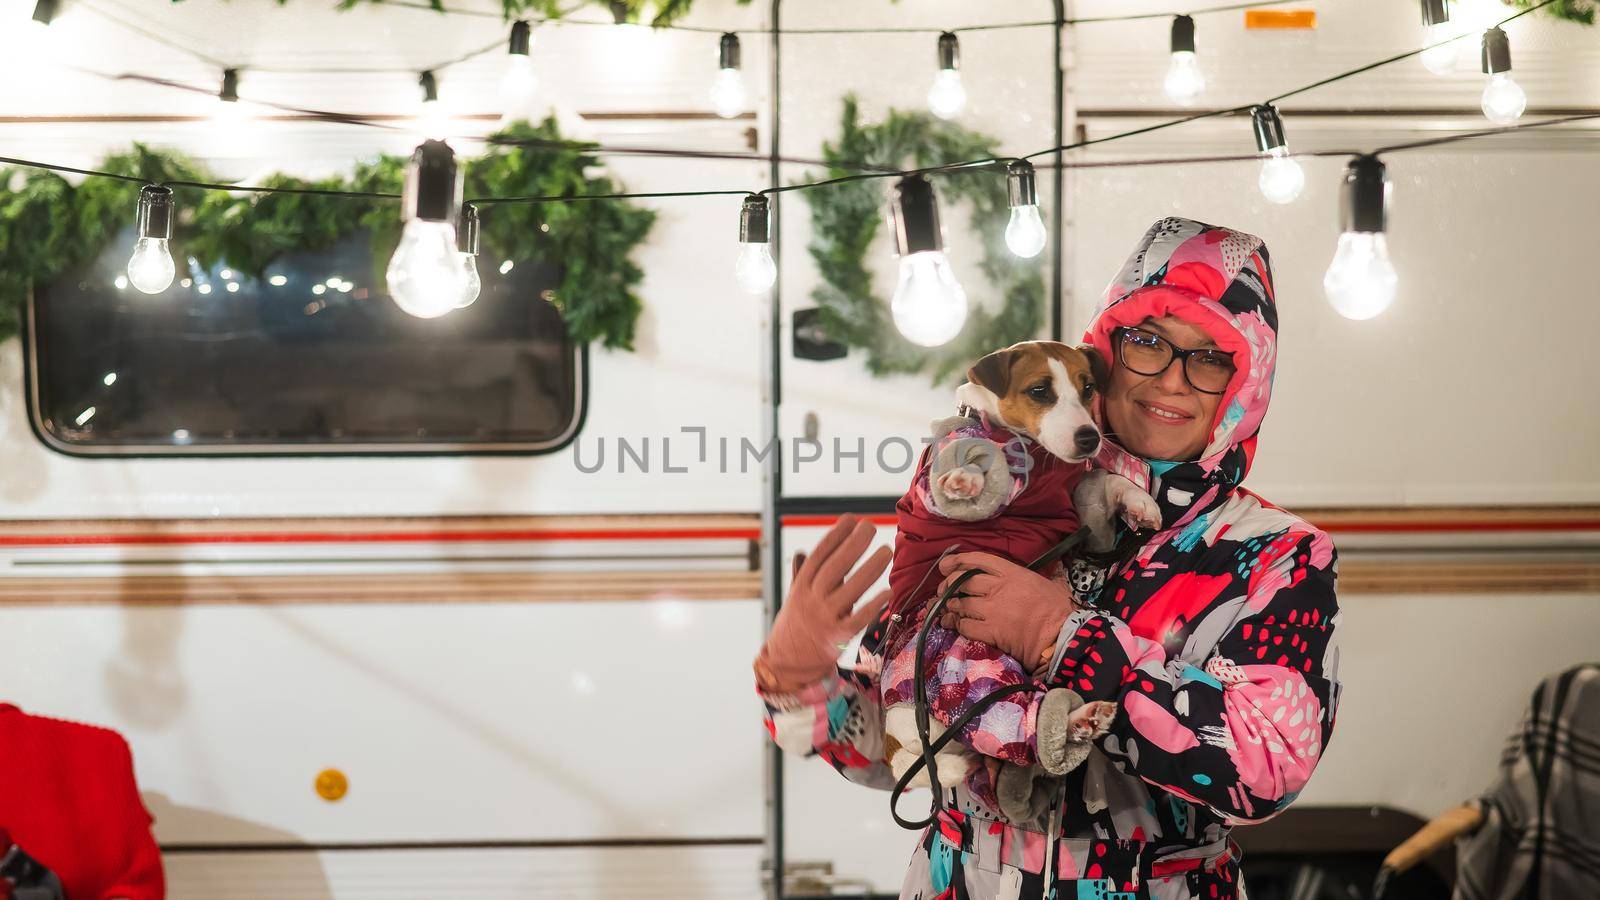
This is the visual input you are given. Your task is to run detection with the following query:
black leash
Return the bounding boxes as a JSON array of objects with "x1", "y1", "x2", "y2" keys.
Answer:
[{"x1": 889, "y1": 525, "x2": 1143, "y2": 831}]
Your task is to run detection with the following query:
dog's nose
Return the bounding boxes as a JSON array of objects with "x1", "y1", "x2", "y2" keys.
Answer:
[{"x1": 1073, "y1": 426, "x2": 1101, "y2": 456}]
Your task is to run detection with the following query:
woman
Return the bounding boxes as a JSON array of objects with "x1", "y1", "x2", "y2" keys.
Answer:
[{"x1": 754, "y1": 218, "x2": 1341, "y2": 900}]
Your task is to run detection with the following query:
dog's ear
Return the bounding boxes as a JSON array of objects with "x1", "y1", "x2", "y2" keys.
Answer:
[
  {"x1": 967, "y1": 347, "x2": 1017, "y2": 396},
  {"x1": 1079, "y1": 345, "x2": 1110, "y2": 394}
]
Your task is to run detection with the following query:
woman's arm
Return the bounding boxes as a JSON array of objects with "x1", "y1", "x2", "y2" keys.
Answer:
[
  {"x1": 754, "y1": 515, "x2": 897, "y2": 791},
  {"x1": 938, "y1": 530, "x2": 1341, "y2": 823},
  {"x1": 1043, "y1": 531, "x2": 1340, "y2": 823},
  {"x1": 757, "y1": 647, "x2": 897, "y2": 791}
]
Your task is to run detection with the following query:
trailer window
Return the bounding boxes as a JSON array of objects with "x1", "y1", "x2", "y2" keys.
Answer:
[{"x1": 26, "y1": 229, "x2": 582, "y2": 456}]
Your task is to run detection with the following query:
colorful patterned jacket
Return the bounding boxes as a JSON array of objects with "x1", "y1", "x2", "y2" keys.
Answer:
[{"x1": 759, "y1": 218, "x2": 1342, "y2": 894}]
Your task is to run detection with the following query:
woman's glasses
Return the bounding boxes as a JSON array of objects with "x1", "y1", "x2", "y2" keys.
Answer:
[{"x1": 1113, "y1": 327, "x2": 1236, "y2": 395}]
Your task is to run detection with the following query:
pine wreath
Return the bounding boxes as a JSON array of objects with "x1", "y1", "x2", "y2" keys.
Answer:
[
  {"x1": 805, "y1": 96, "x2": 1046, "y2": 384},
  {"x1": 0, "y1": 118, "x2": 655, "y2": 350}
]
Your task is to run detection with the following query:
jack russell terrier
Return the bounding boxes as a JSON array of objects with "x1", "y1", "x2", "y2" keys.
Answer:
[{"x1": 879, "y1": 340, "x2": 1161, "y2": 824}]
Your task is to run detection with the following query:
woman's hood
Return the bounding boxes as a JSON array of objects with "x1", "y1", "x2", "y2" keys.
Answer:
[{"x1": 1081, "y1": 217, "x2": 1279, "y2": 529}]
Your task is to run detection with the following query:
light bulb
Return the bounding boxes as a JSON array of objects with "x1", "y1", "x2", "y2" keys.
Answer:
[
  {"x1": 500, "y1": 56, "x2": 539, "y2": 119},
  {"x1": 709, "y1": 69, "x2": 746, "y2": 119},
  {"x1": 127, "y1": 237, "x2": 175, "y2": 294},
  {"x1": 455, "y1": 252, "x2": 482, "y2": 308},
  {"x1": 1420, "y1": 23, "x2": 1459, "y2": 75},
  {"x1": 1323, "y1": 232, "x2": 1397, "y2": 320},
  {"x1": 1258, "y1": 146, "x2": 1305, "y2": 205},
  {"x1": 1164, "y1": 50, "x2": 1206, "y2": 105},
  {"x1": 388, "y1": 220, "x2": 468, "y2": 318},
  {"x1": 927, "y1": 69, "x2": 966, "y2": 120},
  {"x1": 735, "y1": 242, "x2": 776, "y2": 294},
  {"x1": 1005, "y1": 205, "x2": 1047, "y2": 258},
  {"x1": 892, "y1": 251, "x2": 967, "y2": 347},
  {"x1": 1481, "y1": 71, "x2": 1526, "y2": 125}
]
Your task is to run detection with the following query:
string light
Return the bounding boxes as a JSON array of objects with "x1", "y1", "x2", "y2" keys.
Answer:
[
  {"x1": 1164, "y1": 15, "x2": 1205, "y2": 106},
  {"x1": 888, "y1": 175, "x2": 967, "y2": 347},
  {"x1": 417, "y1": 70, "x2": 450, "y2": 139},
  {"x1": 213, "y1": 68, "x2": 247, "y2": 124},
  {"x1": 499, "y1": 21, "x2": 538, "y2": 121},
  {"x1": 128, "y1": 185, "x2": 176, "y2": 295},
  {"x1": 1480, "y1": 26, "x2": 1526, "y2": 125},
  {"x1": 1324, "y1": 155, "x2": 1396, "y2": 320},
  {"x1": 710, "y1": 33, "x2": 746, "y2": 119},
  {"x1": 30, "y1": 0, "x2": 59, "y2": 30},
  {"x1": 1251, "y1": 104, "x2": 1304, "y2": 205},
  {"x1": 1004, "y1": 160, "x2": 1047, "y2": 258},
  {"x1": 927, "y1": 32, "x2": 966, "y2": 121},
  {"x1": 455, "y1": 203, "x2": 482, "y2": 308},
  {"x1": 388, "y1": 140, "x2": 469, "y2": 318},
  {"x1": 735, "y1": 194, "x2": 776, "y2": 294},
  {"x1": 1419, "y1": 0, "x2": 1459, "y2": 76}
]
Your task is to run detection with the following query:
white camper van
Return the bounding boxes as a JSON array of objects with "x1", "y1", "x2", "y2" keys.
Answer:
[{"x1": 1, "y1": 1, "x2": 1597, "y2": 898}]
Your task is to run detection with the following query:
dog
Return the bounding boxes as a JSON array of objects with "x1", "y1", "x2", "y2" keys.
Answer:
[{"x1": 879, "y1": 340, "x2": 1161, "y2": 823}]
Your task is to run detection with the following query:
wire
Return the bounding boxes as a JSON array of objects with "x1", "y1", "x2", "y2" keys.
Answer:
[
  {"x1": 6, "y1": 0, "x2": 1587, "y2": 208},
  {"x1": 1265, "y1": 0, "x2": 1558, "y2": 104},
  {"x1": 1369, "y1": 110, "x2": 1600, "y2": 155},
  {"x1": 0, "y1": 155, "x2": 149, "y2": 185},
  {"x1": 81, "y1": 0, "x2": 510, "y2": 76}
]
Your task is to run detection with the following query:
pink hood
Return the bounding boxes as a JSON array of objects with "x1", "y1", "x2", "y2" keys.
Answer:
[{"x1": 1081, "y1": 217, "x2": 1279, "y2": 530}]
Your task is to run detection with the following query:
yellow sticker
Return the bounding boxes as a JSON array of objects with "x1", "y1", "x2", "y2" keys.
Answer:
[
  {"x1": 315, "y1": 768, "x2": 349, "y2": 802},
  {"x1": 1245, "y1": 9, "x2": 1316, "y2": 29}
]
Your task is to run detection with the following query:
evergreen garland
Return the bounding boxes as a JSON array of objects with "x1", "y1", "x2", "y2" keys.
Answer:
[
  {"x1": 804, "y1": 96, "x2": 1046, "y2": 384},
  {"x1": 0, "y1": 119, "x2": 656, "y2": 350},
  {"x1": 1508, "y1": 0, "x2": 1597, "y2": 24}
]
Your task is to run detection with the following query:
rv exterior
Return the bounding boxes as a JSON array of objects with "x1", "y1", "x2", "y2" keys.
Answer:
[{"x1": 2, "y1": 1, "x2": 1598, "y2": 898}]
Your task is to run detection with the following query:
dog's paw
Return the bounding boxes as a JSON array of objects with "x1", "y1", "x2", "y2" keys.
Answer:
[
  {"x1": 1066, "y1": 700, "x2": 1118, "y2": 742},
  {"x1": 935, "y1": 466, "x2": 985, "y2": 501},
  {"x1": 1115, "y1": 488, "x2": 1162, "y2": 532}
]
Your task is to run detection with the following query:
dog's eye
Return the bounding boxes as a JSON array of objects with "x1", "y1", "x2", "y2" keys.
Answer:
[
  {"x1": 1026, "y1": 384, "x2": 1052, "y2": 401},
  {"x1": 1080, "y1": 381, "x2": 1095, "y2": 400}
]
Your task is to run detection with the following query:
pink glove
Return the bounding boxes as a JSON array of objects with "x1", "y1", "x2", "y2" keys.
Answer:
[
  {"x1": 755, "y1": 514, "x2": 892, "y2": 694},
  {"x1": 934, "y1": 551, "x2": 1078, "y2": 672}
]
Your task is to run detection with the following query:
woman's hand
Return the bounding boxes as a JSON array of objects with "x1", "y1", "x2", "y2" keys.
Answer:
[
  {"x1": 755, "y1": 514, "x2": 892, "y2": 694},
  {"x1": 934, "y1": 552, "x2": 1078, "y2": 670}
]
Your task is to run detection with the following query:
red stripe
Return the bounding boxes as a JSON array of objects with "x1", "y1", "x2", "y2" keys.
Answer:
[
  {"x1": 781, "y1": 514, "x2": 898, "y2": 527},
  {"x1": 0, "y1": 527, "x2": 761, "y2": 547},
  {"x1": 0, "y1": 516, "x2": 1594, "y2": 548},
  {"x1": 782, "y1": 513, "x2": 1600, "y2": 533},
  {"x1": 1310, "y1": 519, "x2": 1600, "y2": 534}
]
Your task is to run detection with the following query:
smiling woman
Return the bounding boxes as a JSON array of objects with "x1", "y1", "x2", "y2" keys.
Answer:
[{"x1": 1100, "y1": 315, "x2": 1235, "y2": 463}]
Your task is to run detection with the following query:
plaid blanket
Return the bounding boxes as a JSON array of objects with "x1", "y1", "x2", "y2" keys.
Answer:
[{"x1": 1455, "y1": 663, "x2": 1600, "y2": 900}]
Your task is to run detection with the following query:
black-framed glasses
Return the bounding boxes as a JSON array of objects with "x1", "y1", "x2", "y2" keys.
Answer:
[{"x1": 1112, "y1": 326, "x2": 1236, "y2": 395}]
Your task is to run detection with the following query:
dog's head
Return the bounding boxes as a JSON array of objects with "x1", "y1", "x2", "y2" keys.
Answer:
[{"x1": 953, "y1": 340, "x2": 1109, "y2": 463}]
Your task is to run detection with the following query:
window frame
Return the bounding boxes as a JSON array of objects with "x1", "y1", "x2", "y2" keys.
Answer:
[{"x1": 21, "y1": 287, "x2": 590, "y2": 459}]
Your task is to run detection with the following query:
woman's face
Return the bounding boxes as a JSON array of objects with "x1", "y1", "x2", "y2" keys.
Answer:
[{"x1": 1101, "y1": 315, "x2": 1229, "y2": 462}]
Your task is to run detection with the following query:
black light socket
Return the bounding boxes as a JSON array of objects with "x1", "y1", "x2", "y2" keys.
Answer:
[
  {"x1": 509, "y1": 20, "x2": 531, "y2": 56},
  {"x1": 419, "y1": 70, "x2": 440, "y2": 103},
  {"x1": 890, "y1": 175, "x2": 943, "y2": 257},
  {"x1": 719, "y1": 32, "x2": 741, "y2": 71},
  {"x1": 1251, "y1": 104, "x2": 1288, "y2": 153},
  {"x1": 1171, "y1": 15, "x2": 1196, "y2": 54},
  {"x1": 136, "y1": 185, "x2": 174, "y2": 241},
  {"x1": 1420, "y1": 0, "x2": 1449, "y2": 27},
  {"x1": 219, "y1": 68, "x2": 240, "y2": 103},
  {"x1": 457, "y1": 204, "x2": 480, "y2": 255},
  {"x1": 1006, "y1": 160, "x2": 1037, "y2": 209},
  {"x1": 739, "y1": 194, "x2": 769, "y2": 244},
  {"x1": 937, "y1": 32, "x2": 960, "y2": 72},
  {"x1": 31, "y1": 0, "x2": 60, "y2": 27},
  {"x1": 403, "y1": 140, "x2": 461, "y2": 224},
  {"x1": 1339, "y1": 155, "x2": 1388, "y2": 234},
  {"x1": 1481, "y1": 26, "x2": 1511, "y2": 74}
]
